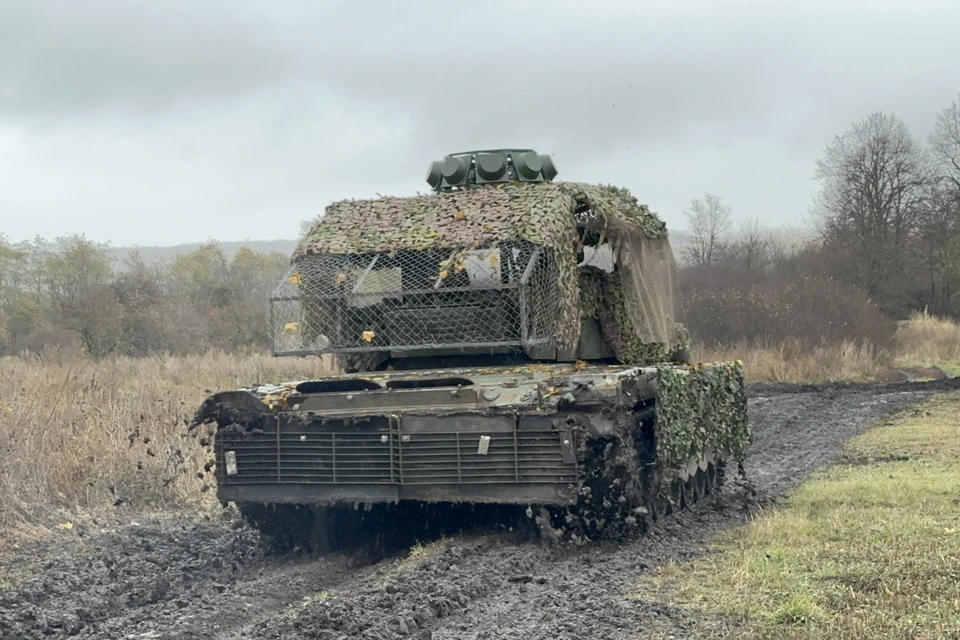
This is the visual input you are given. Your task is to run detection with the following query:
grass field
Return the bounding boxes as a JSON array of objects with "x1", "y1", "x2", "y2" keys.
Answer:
[
  {"x1": 0, "y1": 351, "x2": 333, "y2": 534},
  {"x1": 637, "y1": 390, "x2": 960, "y2": 639}
]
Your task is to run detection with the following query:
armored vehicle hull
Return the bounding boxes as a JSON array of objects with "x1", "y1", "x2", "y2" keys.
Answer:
[{"x1": 194, "y1": 360, "x2": 747, "y2": 549}]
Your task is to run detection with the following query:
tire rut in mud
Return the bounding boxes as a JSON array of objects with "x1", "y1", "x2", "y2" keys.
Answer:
[
  {"x1": 0, "y1": 515, "x2": 395, "y2": 640},
  {"x1": 0, "y1": 516, "x2": 262, "y2": 639}
]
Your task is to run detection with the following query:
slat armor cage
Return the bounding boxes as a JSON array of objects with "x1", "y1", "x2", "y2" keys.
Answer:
[
  {"x1": 270, "y1": 241, "x2": 560, "y2": 355},
  {"x1": 272, "y1": 179, "x2": 688, "y2": 364}
]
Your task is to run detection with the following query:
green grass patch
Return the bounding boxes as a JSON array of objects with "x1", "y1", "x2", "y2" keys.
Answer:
[
  {"x1": 637, "y1": 391, "x2": 960, "y2": 639},
  {"x1": 939, "y1": 362, "x2": 960, "y2": 378}
]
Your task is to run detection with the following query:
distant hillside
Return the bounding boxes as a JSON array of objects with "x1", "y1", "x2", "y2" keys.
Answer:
[
  {"x1": 668, "y1": 227, "x2": 813, "y2": 266},
  {"x1": 104, "y1": 227, "x2": 805, "y2": 268},
  {"x1": 109, "y1": 239, "x2": 298, "y2": 265}
]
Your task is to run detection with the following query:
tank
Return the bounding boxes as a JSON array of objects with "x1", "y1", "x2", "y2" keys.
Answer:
[{"x1": 190, "y1": 149, "x2": 750, "y2": 551}]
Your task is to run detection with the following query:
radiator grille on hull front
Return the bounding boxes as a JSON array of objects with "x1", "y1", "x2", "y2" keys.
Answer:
[{"x1": 214, "y1": 418, "x2": 577, "y2": 487}]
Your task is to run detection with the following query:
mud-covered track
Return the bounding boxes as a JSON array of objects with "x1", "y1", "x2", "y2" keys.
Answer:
[{"x1": 1, "y1": 379, "x2": 954, "y2": 640}]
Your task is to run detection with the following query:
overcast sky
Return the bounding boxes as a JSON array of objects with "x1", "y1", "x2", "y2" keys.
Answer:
[{"x1": 2, "y1": 0, "x2": 959, "y2": 248}]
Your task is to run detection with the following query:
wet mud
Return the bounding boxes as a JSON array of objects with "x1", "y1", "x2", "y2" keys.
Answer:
[{"x1": 1, "y1": 378, "x2": 955, "y2": 640}]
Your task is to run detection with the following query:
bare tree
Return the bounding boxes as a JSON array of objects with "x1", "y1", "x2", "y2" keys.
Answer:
[
  {"x1": 723, "y1": 215, "x2": 775, "y2": 271},
  {"x1": 915, "y1": 184, "x2": 960, "y2": 314},
  {"x1": 930, "y1": 94, "x2": 960, "y2": 193},
  {"x1": 923, "y1": 97, "x2": 960, "y2": 313},
  {"x1": 682, "y1": 192, "x2": 732, "y2": 267},
  {"x1": 811, "y1": 111, "x2": 930, "y2": 312}
]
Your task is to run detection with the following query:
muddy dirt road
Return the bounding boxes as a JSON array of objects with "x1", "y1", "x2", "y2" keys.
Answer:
[{"x1": 1, "y1": 379, "x2": 955, "y2": 640}]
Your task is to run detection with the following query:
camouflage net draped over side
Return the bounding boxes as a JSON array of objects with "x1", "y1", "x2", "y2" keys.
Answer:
[
  {"x1": 653, "y1": 362, "x2": 750, "y2": 471},
  {"x1": 277, "y1": 180, "x2": 686, "y2": 361},
  {"x1": 613, "y1": 233, "x2": 686, "y2": 356},
  {"x1": 560, "y1": 183, "x2": 686, "y2": 363},
  {"x1": 579, "y1": 239, "x2": 687, "y2": 364}
]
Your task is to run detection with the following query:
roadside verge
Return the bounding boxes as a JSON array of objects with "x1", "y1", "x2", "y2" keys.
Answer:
[{"x1": 633, "y1": 389, "x2": 960, "y2": 639}]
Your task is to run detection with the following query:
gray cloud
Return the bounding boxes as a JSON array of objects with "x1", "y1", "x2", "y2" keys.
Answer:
[
  {"x1": 303, "y1": 1, "x2": 960, "y2": 160},
  {"x1": 1, "y1": 1, "x2": 959, "y2": 246},
  {"x1": 0, "y1": 1, "x2": 296, "y2": 115}
]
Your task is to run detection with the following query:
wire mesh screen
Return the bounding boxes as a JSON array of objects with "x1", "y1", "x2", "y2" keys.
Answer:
[{"x1": 270, "y1": 241, "x2": 560, "y2": 356}]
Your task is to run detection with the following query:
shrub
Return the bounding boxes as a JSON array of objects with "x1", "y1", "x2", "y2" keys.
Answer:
[
  {"x1": 679, "y1": 265, "x2": 895, "y2": 349},
  {"x1": 892, "y1": 310, "x2": 960, "y2": 367}
]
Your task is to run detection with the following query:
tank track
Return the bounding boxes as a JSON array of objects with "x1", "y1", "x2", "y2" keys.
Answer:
[
  {"x1": 234, "y1": 403, "x2": 726, "y2": 553},
  {"x1": 531, "y1": 404, "x2": 726, "y2": 544},
  {"x1": 532, "y1": 460, "x2": 724, "y2": 543}
]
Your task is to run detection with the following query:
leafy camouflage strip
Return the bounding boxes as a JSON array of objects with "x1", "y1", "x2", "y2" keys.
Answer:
[
  {"x1": 600, "y1": 270, "x2": 666, "y2": 363},
  {"x1": 653, "y1": 362, "x2": 750, "y2": 471},
  {"x1": 578, "y1": 270, "x2": 604, "y2": 319}
]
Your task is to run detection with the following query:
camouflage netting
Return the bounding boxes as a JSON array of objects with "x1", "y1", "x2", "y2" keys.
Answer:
[
  {"x1": 653, "y1": 362, "x2": 750, "y2": 470},
  {"x1": 292, "y1": 181, "x2": 668, "y2": 258},
  {"x1": 274, "y1": 181, "x2": 688, "y2": 364}
]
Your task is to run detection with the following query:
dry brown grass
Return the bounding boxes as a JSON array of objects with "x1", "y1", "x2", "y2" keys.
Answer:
[
  {"x1": 890, "y1": 310, "x2": 960, "y2": 369},
  {"x1": 697, "y1": 312, "x2": 960, "y2": 384},
  {"x1": 0, "y1": 350, "x2": 332, "y2": 534},
  {"x1": 698, "y1": 338, "x2": 888, "y2": 384}
]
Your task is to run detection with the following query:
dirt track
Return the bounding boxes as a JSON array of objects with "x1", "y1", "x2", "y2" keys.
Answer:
[{"x1": 2, "y1": 378, "x2": 956, "y2": 640}]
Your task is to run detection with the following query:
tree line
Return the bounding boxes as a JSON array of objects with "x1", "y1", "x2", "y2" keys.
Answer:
[
  {"x1": 0, "y1": 237, "x2": 288, "y2": 358},
  {"x1": 678, "y1": 94, "x2": 960, "y2": 348}
]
